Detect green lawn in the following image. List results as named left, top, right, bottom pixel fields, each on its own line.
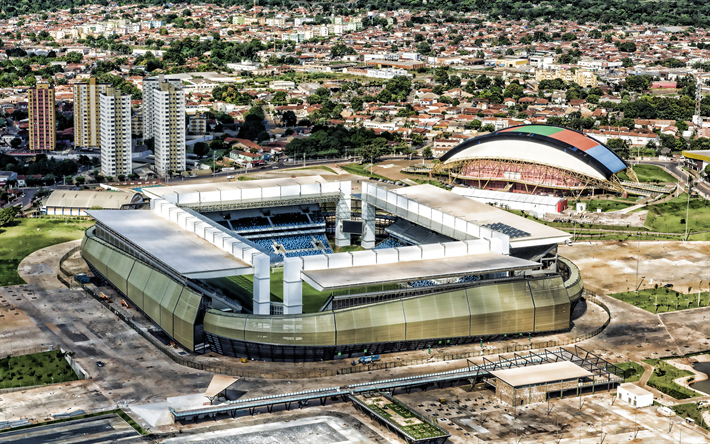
left=644, top=359, right=699, bottom=400
left=615, top=361, right=645, bottom=382
left=609, top=288, right=709, bottom=314
left=617, top=164, right=678, bottom=183
left=291, top=166, right=337, bottom=174
left=671, top=403, right=710, bottom=430
left=583, top=199, right=636, bottom=213
left=0, top=350, right=78, bottom=389
left=645, top=194, right=710, bottom=233
left=0, top=218, right=94, bottom=286
left=335, top=244, right=365, bottom=253
left=208, top=269, right=332, bottom=313
left=340, top=163, right=393, bottom=181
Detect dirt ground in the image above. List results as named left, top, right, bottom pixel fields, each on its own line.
left=560, top=241, right=710, bottom=294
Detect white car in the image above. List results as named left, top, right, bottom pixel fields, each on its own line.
left=226, top=176, right=235, bottom=179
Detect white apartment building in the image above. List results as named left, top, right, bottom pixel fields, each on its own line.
left=143, top=75, right=186, bottom=176
left=73, top=78, right=109, bottom=150
left=366, top=68, right=410, bottom=79
left=99, top=87, right=132, bottom=178
left=226, top=60, right=262, bottom=71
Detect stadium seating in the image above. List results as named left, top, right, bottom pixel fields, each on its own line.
left=251, top=238, right=276, bottom=251
left=285, top=250, right=324, bottom=258
left=312, top=234, right=334, bottom=254
left=273, top=235, right=314, bottom=251
left=409, top=279, right=437, bottom=288
left=374, top=238, right=404, bottom=250
left=457, top=275, right=479, bottom=283
left=232, top=216, right=271, bottom=231
left=271, top=213, right=311, bottom=227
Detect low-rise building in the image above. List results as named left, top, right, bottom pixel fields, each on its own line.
left=535, top=69, right=598, bottom=88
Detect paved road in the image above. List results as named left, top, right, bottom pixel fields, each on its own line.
left=639, top=159, right=710, bottom=197
left=0, top=414, right=139, bottom=444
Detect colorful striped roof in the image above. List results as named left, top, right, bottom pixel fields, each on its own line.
left=500, top=125, right=627, bottom=174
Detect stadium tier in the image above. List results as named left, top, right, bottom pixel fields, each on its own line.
left=437, top=124, right=631, bottom=195
left=82, top=177, right=583, bottom=361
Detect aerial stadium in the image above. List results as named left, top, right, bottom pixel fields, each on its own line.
left=80, top=175, right=584, bottom=362
left=433, top=125, right=637, bottom=196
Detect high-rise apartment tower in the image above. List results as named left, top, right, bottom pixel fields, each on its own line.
left=143, top=75, right=185, bottom=176
left=99, top=87, right=133, bottom=178
left=73, top=78, right=109, bottom=150
left=28, top=83, right=56, bottom=151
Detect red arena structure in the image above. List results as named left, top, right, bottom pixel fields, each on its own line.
left=435, top=125, right=635, bottom=196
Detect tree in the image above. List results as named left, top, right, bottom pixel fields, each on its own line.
left=0, top=206, right=19, bottom=227
left=282, top=110, right=297, bottom=127
left=422, top=146, right=433, bottom=158
left=351, top=96, right=364, bottom=112
left=209, top=139, right=224, bottom=152
left=10, top=138, right=21, bottom=149
left=411, top=133, right=424, bottom=146
left=607, top=138, right=631, bottom=158
left=271, top=90, right=287, bottom=105
left=358, top=137, right=388, bottom=162
left=193, top=142, right=209, bottom=158
left=466, top=119, right=482, bottom=130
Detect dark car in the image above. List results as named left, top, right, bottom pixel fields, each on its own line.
left=96, top=361, right=104, bottom=367
left=664, top=283, right=674, bottom=288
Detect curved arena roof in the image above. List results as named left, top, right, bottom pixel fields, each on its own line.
left=440, top=125, right=628, bottom=181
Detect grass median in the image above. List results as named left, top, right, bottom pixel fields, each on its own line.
left=609, top=288, right=709, bottom=314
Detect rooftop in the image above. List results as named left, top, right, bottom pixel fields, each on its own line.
left=142, top=176, right=329, bottom=200
left=301, top=252, right=539, bottom=291
left=45, top=190, right=141, bottom=210
left=392, top=185, right=570, bottom=247
left=87, top=210, right=252, bottom=279
left=490, top=361, right=593, bottom=387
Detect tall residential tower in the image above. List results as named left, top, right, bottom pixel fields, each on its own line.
left=73, top=78, right=109, bottom=150
left=99, top=87, right=133, bottom=178
left=28, top=83, right=56, bottom=151
left=143, top=75, right=185, bottom=175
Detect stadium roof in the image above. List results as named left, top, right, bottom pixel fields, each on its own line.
left=452, top=188, right=564, bottom=206
left=440, top=125, right=628, bottom=180
left=392, top=186, right=570, bottom=247
left=142, top=176, right=328, bottom=200
left=682, top=150, right=710, bottom=163
left=44, top=190, right=141, bottom=210
left=490, top=361, right=592, bottom=387
left=301, top=252, right=539, bottom=290
left=87, top=210, right=252, bottom=279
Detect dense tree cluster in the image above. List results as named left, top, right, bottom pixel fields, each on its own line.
left=212, top=84, right=253, bottom=105
left=0, top=153, right=79, bottom=185
left=3, top=0, right=710, bottom=28
left=285, top=124, right=408, bottom=159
